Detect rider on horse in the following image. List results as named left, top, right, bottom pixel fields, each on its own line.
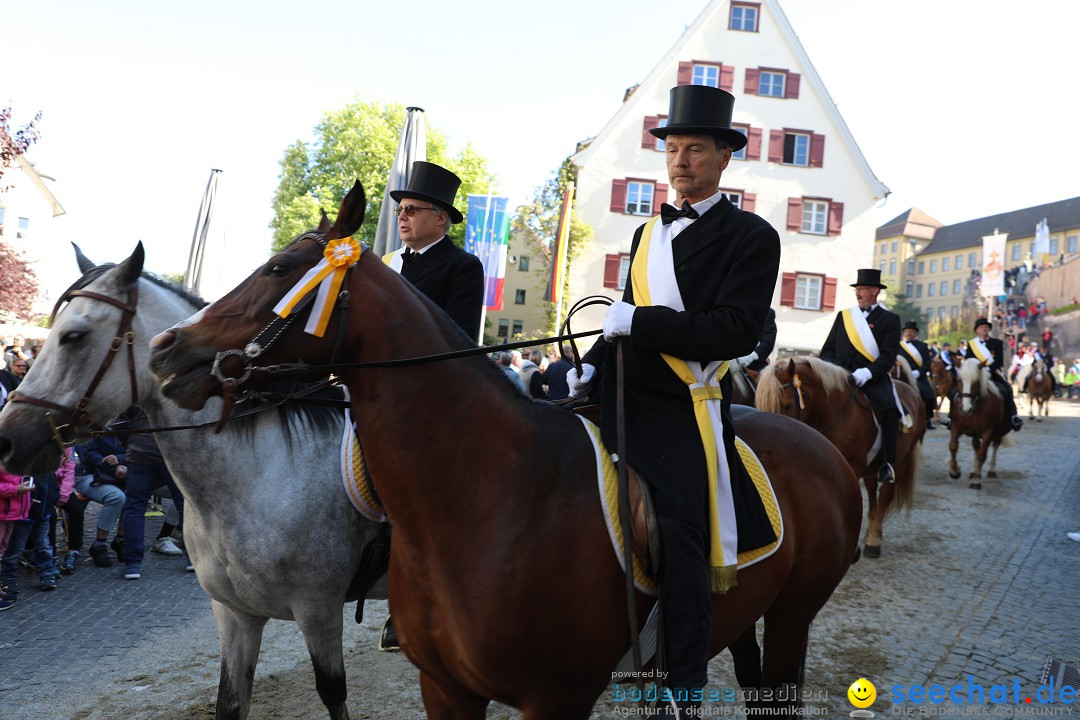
left=820, top=268, right=903, bottom=484
left=964, top=317, right=1023, bottom=432
left=898, top=320, right=938, bottom=430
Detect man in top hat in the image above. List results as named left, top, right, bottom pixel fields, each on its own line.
left=736, top=307, right=777, bottom=372
left=378, top=161, right=484, bottom=651
left=964, top=317, right=1023, bottom=431
left=899, top=320, right=938, bottom=430
left=820, top=268, right=903, bottom=483
left=382, top=160, right=485, bottom=341
left=568, top=84, right=779, bottom=714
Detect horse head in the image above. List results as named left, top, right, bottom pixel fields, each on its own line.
left=756, top=357, right=818, bottom=422
left=149, top=182, right=371, bottom=410
left=956, top=357, right=989, bottom=416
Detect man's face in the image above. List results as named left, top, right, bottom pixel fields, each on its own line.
left=902, top=328, right=917, bottom=341
left=13, top=335, right=23, bottom=349
left=665, top=134, right=731, bottom=204
left=11, top=360, right=27, bottom=378
left=854, top=285, right=880, bottom=310
left=976, top=325, right=990, bottom=340
left=396, top=197, right=447, bottom=249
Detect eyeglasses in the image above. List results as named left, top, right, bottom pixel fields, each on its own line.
left=395, top=204, right=440, bottom=218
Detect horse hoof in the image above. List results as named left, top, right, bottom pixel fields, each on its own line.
left=948, top=469, right=961, bottom=479
left=969, top=482, right=982, bottom=490
left=863, top=544, right=881, bottom=559
left=988, top=471, right=997, bottom=478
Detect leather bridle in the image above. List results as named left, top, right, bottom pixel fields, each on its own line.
left=8, top=286, right=140, bottom=449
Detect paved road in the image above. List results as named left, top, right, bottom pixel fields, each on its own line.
left=2, top=399, right=1079, bottom=719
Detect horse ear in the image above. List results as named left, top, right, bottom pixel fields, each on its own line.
left=72, top=243, right=96, bottom=274
left=317, top=209, right=332, bottom=234
left=330, top=181, right=366, bottom=238
left=784, top=358, right=796, bottom=379
left=114, top=242, right=145, bottom=289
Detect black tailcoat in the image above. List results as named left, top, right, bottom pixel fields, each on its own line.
left=746, top=308, right=777, bottom=372
left=899, top=337, right=935, bottom=401
left=820, top=305, right=901, bottom=412
left=402, top=236, right=485, bottom=341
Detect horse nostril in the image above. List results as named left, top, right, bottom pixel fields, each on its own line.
left=150, top=330, right=177, bottom=350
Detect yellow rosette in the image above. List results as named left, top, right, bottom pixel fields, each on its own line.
left=272, top=236, right=361, bottom=337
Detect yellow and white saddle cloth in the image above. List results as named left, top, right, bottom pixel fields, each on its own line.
left=579, top=416, right=783, bottom=596
left=339, top=395, right=386, bottom=523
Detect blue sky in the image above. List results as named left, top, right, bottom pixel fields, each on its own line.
left=5, top=0, right=1079, bottom=297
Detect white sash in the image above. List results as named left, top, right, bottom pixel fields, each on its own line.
left=970, top=337, right=992, bottom=365
left=841, top=306, right=881, bottom=362
left=381, top=249, right=404, bottom=273
left=900, top=339, right=923, bottom=368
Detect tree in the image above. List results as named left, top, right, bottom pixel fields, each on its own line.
left=0, top=241, right=41, bottom=323
left=885, top=284, right=922, bottom=327
left=271, top=100, right=496, bottom=252
left=0, top=105, right=42, bottom=189
left=511, top=155, right=593, bottom=336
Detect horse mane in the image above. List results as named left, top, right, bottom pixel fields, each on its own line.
left=803, top=356, right=851, bottom=395
left=755, top=355, right=850, bottom=412
left=50, top=264, right=209, bottom=325
left=754, top=359, right=786, bottom=413
left=895, top=356, right=916, bottom=386
left=959, top=358, right=1002, bottom=399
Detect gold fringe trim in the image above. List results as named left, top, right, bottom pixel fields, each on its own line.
left=710, top=564, right=738, bottom=594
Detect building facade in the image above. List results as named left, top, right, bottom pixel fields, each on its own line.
left=567, top=0, right=888, bottom=354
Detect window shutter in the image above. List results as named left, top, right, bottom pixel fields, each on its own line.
left=786, top=197, right=803, bottom=231
left=741, top=192, right=756, bottom=214
left=809, top=133, right=826, bottom=168
left=745, top=68, right=760, bottom=95
left=720, top=64, right=734, bottom=92
left=768, top=130, right=785, bottom=163
left=610, top=179, right=627, bottom=213
left=603, top=255, right=622, bottom=289
left=677, top=61, right=693, bottom=86
left=784, top=72, right=801, bottom=99
left=822, top=276, right=838, bottom=310
left=780, top=272, right=797, bottom=307
left=827, top=201, right=845, bottom=236
left=642, top=116, right=659, bottom=149
left=746, top=127, right=763, bottom=160
left=653, top=183, right=669, bottom=214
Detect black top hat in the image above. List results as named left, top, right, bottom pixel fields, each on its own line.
left=902, top=321, right=919, bottom=332
left=649, top=85, right=748, bottom=152
left=973, top=317, right=991, bottom=331
left=389, top=161, right=464, bottom=224
left=851, top=268, right=887, bottom=289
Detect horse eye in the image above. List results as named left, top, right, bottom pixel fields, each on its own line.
left=60, top=330, right=84, bottom=345
left=267, top=262, right=291, bottom=277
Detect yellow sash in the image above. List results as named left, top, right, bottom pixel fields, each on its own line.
left=841, top=307, right=879, bottom=363
left=630, top=216, right=736, bottom=593
left=382, top=250, right=404, bottom=273
left=969, top=338, right=991, bottom=365
left=900, top=339, right=923, bottom=368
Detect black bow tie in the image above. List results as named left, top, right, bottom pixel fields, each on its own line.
left=402, top=248, right=417, bottom=267
left=660, top=201, right=699, bottom=225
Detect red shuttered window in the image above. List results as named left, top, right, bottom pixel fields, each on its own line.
left=780, top=272, right=835, bottom=311
left=604, top=253, right=631, bottom=290
left=787, top=197, right=844, bottom=236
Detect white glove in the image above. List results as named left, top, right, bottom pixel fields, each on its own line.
left=567, top=363, right=596, bottom=399
left=852, top=367, right=873, bottom=387
left=911, top=369, right=920, bottom=379
left=602, top=302, right=636, bottom=341
left=736, top=351, right=758, bottom=368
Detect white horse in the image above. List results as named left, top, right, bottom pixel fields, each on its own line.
left=0, top=244, right=384, bottom=720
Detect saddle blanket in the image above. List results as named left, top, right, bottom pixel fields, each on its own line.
left=340, top=408, right=386, bottom=523
left=577, top=416, right=783, bottom=596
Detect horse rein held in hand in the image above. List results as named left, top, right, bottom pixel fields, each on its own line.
left=8, top=286, right=140, bottom=454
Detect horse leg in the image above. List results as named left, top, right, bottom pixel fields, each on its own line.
left=969, top=436, right=986, bottom=489
left=759, top=608, right=811, bottom=717
left=987, top=439, right=1001, bottom=478
left=948, top=428, right=961, bottom=479
left=211, top=600, right=268, bottom=720
left=729, top=624, right=762, bottom=690
left=419, top=672, right=490, bottom=720
left=862, top=476, right=884, bottom=558
left=295, top=607, right=350, bottom=720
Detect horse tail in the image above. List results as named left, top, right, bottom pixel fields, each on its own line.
left=754, top=361, right=784, bottom=413
left=890, top=440, right=920, bottom=514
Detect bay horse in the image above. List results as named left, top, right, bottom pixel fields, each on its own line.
left=949, top=358, right=1010, bottom=489
left=756, top=356, right=925, bottom=559
left=0, top=245, right=385, bottom=720
left=1024, top=359, right=1052, bottom=420
left=147, top=181, right=862, bottom=719
left=929, top=354, right=954, bottom=424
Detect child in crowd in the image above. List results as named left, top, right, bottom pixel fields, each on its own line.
left=1, top=466, right=35, bottom=610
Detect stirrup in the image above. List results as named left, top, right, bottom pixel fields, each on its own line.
left=878, top=463, right=895, bottom=484
left=378, top=615, right=400, bottom=652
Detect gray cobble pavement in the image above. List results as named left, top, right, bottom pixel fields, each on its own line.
left=1, top=400, right=1078, bottom=719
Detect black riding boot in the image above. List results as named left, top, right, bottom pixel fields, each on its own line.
left=879, top=408, right=900, bottom=483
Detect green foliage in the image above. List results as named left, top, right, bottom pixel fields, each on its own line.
left=884, top=285, right=922, bottom=327
left=270, top=100, right=496, bottom=253
left=511, top=156, right=593, bottom=334
left=1050, top=302, right=1079, bottom=315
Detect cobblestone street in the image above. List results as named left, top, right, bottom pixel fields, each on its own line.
left=2, top=399, right=1078, bottom=719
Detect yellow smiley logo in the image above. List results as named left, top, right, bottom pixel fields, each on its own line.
left=848, top=678, right=877, bottom=708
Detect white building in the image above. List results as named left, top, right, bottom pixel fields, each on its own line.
left=0, top=155, right=67, bottom=319
left=568, top=0, right=887, bottom=354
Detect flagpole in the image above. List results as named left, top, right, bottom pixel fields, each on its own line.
left=476, top=186, right=494, bottom=345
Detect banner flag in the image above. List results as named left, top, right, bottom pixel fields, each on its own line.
left=545, top=183, right=575, bottom=304
left=1033, top=218, right=1050, bottom=266
left=466, top=194, right=511, bottom=310
left=980, top=232, right=1007, bottom=297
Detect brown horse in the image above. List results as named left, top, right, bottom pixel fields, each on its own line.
left=929, top=354, right=954, bottom=424
left=949, top=358, right=1010, bottom=489
left=756, top=356, right=924, bottom=559
left=147, top=182, right=862, bottom=719
left=730, top=362, right=757, bottom=407
left=1024, top=359, right=1053, bottom=420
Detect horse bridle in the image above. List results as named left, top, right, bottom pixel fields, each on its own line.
left=779, top=370, right=869, bottom=433
left=8, top=286, right=140, bottom=449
